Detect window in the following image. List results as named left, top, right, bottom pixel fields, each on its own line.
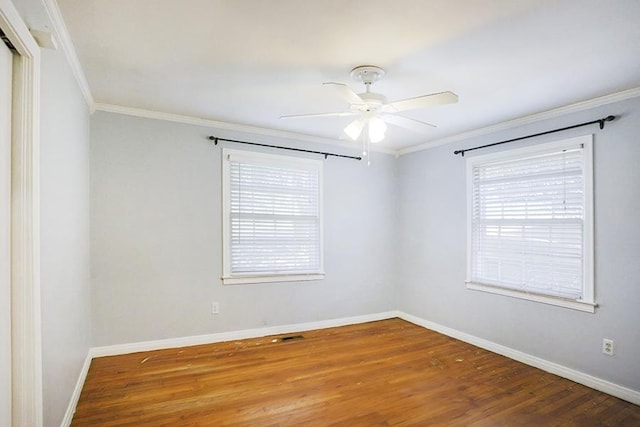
left=222, top=149, right=324, bottom=284
left=466, top=135, right=595, bottom=312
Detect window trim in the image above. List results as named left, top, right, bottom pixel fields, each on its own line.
left=465, top=135, right=595, bottom=313
left=221, top=148, right=324, bottom=285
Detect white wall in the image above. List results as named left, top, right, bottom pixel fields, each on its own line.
left=397, top=97, right=640, bottom=392
left=39, top=32, right=91, bottom=427
left=90, top=112, right=398, bottom=346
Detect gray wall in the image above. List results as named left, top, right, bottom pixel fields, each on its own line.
left=10, top=2, right=92, bottom=426
left=39, top=47, right=92, bottom=426
left=90, top=112, right=398, bottom=346
left=91, top=99, right=640, bottom=395
left=397, top=97, right=640, bottom=392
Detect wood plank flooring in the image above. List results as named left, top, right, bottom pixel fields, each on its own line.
left=72, top=318, right=640, bottom=426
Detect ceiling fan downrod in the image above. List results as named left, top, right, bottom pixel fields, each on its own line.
left=350, top=65, right=385, bottom=94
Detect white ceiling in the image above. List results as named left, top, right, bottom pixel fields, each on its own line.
left=56, top=0, right=640, bottom=151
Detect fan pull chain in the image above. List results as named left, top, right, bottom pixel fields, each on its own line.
left=361, top=126, right=372, bottom=166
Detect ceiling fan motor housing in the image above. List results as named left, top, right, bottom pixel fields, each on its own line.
left=352, top=92, right=387, bottom=112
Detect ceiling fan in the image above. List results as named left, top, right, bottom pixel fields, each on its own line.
left=281, top=65, right=458, bottom=149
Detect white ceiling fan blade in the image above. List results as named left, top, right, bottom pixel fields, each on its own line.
left=280, top=111, right=357, bottom=119
left=381, top=114, right=436, bottom=133
left=383, top=91, right=458, bottom=113
left=323, top=82, right=366, bottom=106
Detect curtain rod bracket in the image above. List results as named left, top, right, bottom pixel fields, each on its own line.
left=454, top=115, right=616, bottom=156
left=599, top=115, right=615, bottom=130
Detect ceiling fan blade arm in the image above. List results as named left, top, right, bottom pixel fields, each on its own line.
left=323, top=82, right=366, bottom=106
left=280, top=111, right=357, bottom=119
left=384, top=91, right=458, bottom=113
left=381, top=114, right=436, bottom=133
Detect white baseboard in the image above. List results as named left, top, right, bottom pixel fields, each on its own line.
left=60, top=353, right=92, bottom=427
left=397, top=311, right=640, bottom=406
left=62, top=309, right=639, bottom=426
left=90, top=311, right=399, bottom=358
left=62, top=311, right=397, bottom=425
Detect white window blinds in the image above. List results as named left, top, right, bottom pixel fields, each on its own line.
left=468, top=138, right=593, bottom=301
left=223, top=150, right=323, bottom=282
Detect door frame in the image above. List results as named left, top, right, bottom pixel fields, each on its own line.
left=0, top=0, right=42, bottom=425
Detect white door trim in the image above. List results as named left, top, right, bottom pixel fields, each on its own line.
left=0, top=30, right=13, bottom=427
left=0, top=1, right=42, bottom=426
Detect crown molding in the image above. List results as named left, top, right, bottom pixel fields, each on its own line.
left=96, top=86, right=640, bottom=158
left=40, top=0, right=94, bottom=109
left=398, top=86, right=640, bottom=156
left=94, top=103, right=397, bottom=155
left=34, top=1, right=638, bottom=160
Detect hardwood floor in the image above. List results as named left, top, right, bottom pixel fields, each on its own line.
left=72, top=319, right=640, bottom=426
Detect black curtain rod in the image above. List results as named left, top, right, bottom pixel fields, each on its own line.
left=454, top=115, right=616, bottom=157
left=208, top=136, right=362, bottom=161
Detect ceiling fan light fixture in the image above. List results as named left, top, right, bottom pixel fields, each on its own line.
left=368, top=116, right=387, bottom=143
left=344, top=118, right=364, bottom=140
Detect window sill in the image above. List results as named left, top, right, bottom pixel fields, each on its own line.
left=466, top=282, right=597, bottom=313
left=222, top=273, right=325, bottom=285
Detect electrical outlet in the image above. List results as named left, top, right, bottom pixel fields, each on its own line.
left=211, top=301, right=219, bottom=315
left=602, top=338, right=614, bottom=356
